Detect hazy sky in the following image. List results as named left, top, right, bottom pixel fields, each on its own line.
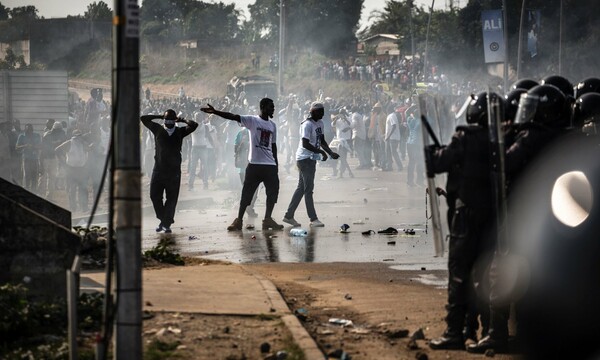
left=3, top=0, right=454, bottom=29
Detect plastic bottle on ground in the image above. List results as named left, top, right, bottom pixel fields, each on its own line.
left=290, top=228, right=308, bottom=237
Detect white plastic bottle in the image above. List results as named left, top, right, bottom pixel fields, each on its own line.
left=290, top=228, right=308, bottom=237
left=310, top=152, right=323, bottom=161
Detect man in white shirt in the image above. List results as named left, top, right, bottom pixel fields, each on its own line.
left=332, top=109, right=354, bottom=178
left=384, top=107, right=404, bottom=171
left=201, top=98, right=284, bottom=231
left=282, top=102, right=339, bottom=228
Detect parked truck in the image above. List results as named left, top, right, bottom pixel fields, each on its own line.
left=226, top=75, right=277, bottom=106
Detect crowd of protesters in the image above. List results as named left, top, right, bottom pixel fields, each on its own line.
left=0, top=72, right=485, bottom=216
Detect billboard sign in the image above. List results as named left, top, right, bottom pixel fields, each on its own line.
left=481, top=10, right=505, bottom=64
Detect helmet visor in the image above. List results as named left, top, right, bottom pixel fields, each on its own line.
left=514, top=93, right=539, bottom=124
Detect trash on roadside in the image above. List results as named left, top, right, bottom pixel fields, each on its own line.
left=352, top=220, right=365, bottom=225
left=294, top=308, right=308, bottom=321
left=167, top=326, right=181, bottom=335
left=411, top=328, right=425, bottom=340
left=378, top=227, right=399, bottom=235
left=245, top=224, right=255, bottom=230
left=387, top=241, right=396, bottom=245
left=329, top=318, right=354, bottom=327
left=350, top=328, right=371, bottom=334
left=188, top=235, right=198, bottom=240
left=276, top=350, right=288, bottom=360
left=251, top=235, right=256, bottom=240
left=383, top=258, right=395, bottom=262
left=318, top=329, right=335, bottom=335
left=260, top=342, right=271, bottom=353
left=344, top=293, right=352, bottom=300
left=327, top=349, right=352, bottom=359
left=340, top=224, right=350, bottom=233
left=421, top=267, right=427, bottom=271
left=404, top=228, right=416, bottom=235
left=290, top=228, right=308, bottom=237
left=362, top=230, right=376, bottom=235
left=386, top=329, right=410, bottom=339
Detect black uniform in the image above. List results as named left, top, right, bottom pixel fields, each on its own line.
left=141, top=116, right=197, bottom=229
left=429, top=125, right=496, bottom=348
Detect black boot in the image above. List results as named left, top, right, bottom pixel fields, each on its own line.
left=466, top=335, right=508, bottom=353
left=429, top=333, right=465, bottom=350
left=467, top=307, right=509, bottom=353
left=430, top=304, right=466, bottom=350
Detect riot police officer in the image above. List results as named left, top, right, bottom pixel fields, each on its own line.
left=428, top=92, right=500, bottom=350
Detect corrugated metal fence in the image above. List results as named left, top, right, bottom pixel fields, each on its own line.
left=0, top=71, right=69, bottom=132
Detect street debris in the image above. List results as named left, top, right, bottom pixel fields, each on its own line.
left=317, top=329, right=335, bottom=335
left=415, top=351, right=428, bottom=359
left=411, top=328, right=425, bottom=340
left=407, top=339, right=419, bottom=350
left=294, top=308, right=308, bottom=321
left=352, top=219, right=365, bottom=225
left=382, top=259, right=395, bottom=262
left=385, top=329, right=410, bottom=339
left=361, top=230, right=376, bottom=235
left=387, top=241, right=396, bottom=245
left=188, top=235, right=198, bottom=240
left=344, top=293, right=352, bottom=300
left=378, top=227, right=399, bottom=235
left=329, top=318, right=354, bottom=327
left=339, top=224, right=350, bottom=233
left=327, top=348, right=352, bottom=359
left=260, top=342, right=271, bottom=353
left=403, top=229, right=416, bottom=235
left=350, top=328, right=371, bottom=334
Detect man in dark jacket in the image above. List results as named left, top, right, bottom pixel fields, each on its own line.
left=141, top=109, right=197, bottom=233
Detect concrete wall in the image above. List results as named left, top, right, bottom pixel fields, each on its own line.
left=0, top=177, right=71, bottom=228
left=0, top=193, right=80, bottom=300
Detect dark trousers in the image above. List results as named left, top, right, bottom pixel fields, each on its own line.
left=285, top=158, right=317, bottom=221
left=240, top=164, right=279, bottom=209
left=23, top=158, right=39, bottom=192
left=150, top=170, right=181, bottom=227
left=445, top=203, right=492, bottom=337
left=407, top=143, right=424, bottom=185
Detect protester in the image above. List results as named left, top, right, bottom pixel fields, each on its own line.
left=55, top=129, right=90, bottom=213
left=201, top=98, right=284, bottom=231
left=141, top=109, right=198, bottom=233
left=282, top=101, right=339, bottom=227
left=15, top=124, right=42, bottom=192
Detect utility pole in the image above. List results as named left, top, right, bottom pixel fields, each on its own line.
left=424, top=0, right=435, bottom=82
left=409, top=0, right=415, bottom=87
left=558, top=0, right=563, bottom=75
left=112, top=0, right=142, bottom=359
left=502, top=0, right=509, bottom=92
left=517, top=0, right=526, bottom=79
left=278, top=0, right=285, bottom=96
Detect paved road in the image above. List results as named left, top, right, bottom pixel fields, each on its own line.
left=133, top=160, right=450, bottom=271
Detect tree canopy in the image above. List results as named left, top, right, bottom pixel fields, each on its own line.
left=84, top=1, right=112, bottom=21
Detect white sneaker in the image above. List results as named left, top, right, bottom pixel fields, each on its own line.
left=282, top=217, right=301, bottom=227
left=310, top=219, right=325, bottom=227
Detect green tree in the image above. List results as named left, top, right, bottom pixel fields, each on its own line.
left=9, top=5, right=38, bottom=20
left=0, top=2, right=9, bottom=21
left=84, top=1, right=112, bottom=20
left=247, top=0, right=363, bottom=55
left=0, top=47, right=26, bottom=70
left=184, top=2, right=241, bottom=41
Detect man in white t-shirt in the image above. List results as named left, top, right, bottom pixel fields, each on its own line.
left=201, top=98, right=284, bottom=231
left=282, top=102, right=339, bottom=228
left=384, top=107, right=404, bottom=171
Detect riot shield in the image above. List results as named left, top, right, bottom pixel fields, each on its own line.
left=418, top=94, right=444, bottom=257
left=487, top=91, right=508, bottom=254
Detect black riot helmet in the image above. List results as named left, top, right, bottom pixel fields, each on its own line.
left=541, top=75, right=574, bottom=98
left=511, top=79, right=539, bottom=91
left=505, top=88, right=528, bottom=122
left=466, top=92, right=503, bottom=126
left=515, top=85, right=568, bottom=127
left=574, top=77, right=600, bottom=99
left=572, top=93, right=600, bottom=130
